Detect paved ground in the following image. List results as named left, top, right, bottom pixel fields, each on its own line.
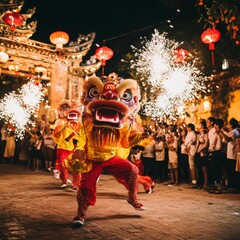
left=0, top=163, right=240, bottom=240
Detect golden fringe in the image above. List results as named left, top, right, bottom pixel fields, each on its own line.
left=91, top=127, right=120, bottom=149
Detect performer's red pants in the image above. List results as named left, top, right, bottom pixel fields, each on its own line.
left=76, top=156, right=138, bottom=218
left=56, top=149, right=81, bottom=189
left=117, top=174, right=154, bottom=192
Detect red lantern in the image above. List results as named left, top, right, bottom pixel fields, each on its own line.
left=173, top=48, right=190, bottom=63
left=2, top=12, right=25, bottom=31
left=95, top=46, right=114, bottom=76
left=201, top=28, right=221, bottom=66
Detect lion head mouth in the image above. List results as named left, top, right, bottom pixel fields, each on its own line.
left=88, top=100, right=129, bottom=128
left=94, top=108, right=123, bottom=128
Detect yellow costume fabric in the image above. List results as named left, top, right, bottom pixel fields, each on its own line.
left=54, top=124, right=85, bottom=151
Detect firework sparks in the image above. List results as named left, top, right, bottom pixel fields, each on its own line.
left=0, top=92, right=30, bottom=138
left=0, top=79, right=45, bottom=139
left=131, top=29, right=206, bottom=120
left=21, top=80, right=45, bottom=113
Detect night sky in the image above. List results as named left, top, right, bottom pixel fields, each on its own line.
left=21, top=0, right=198, bottom=70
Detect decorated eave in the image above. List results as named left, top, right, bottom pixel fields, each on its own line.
left=0, top=32, right=97, bottom=62
left=0, top=0, right=24, bottom=14
left=0, top=32, right=101, bottom=77
left=69, top=61, right=102, bottom=77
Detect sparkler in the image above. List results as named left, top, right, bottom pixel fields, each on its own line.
left=131, top=29, right=206, bottom=120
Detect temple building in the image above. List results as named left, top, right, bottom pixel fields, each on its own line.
left=0, top=0, right=101, bottom=121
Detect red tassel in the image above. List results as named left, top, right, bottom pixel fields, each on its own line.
left=211, top=51, right=215, bottom=66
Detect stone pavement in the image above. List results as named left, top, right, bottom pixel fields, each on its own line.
left=0, top=163, right=240, bottom=240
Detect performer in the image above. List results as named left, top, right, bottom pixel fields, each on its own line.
left=71, top=73, right=146, bottom=226
left=53, top=106, right=83, bottom=191
left=52, top=99, right=71, bottom=179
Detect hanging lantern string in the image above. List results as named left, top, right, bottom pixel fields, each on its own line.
left=96, top=17, right=177, bottom=46
left=95, top=17, right=177, bottom=76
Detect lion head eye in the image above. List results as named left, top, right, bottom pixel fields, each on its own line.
left=88, top=86, right=99, bottom=98
left=121, top=89, right=132, bottom=101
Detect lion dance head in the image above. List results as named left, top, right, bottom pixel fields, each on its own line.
left=81, top=72, right=141, bottom=129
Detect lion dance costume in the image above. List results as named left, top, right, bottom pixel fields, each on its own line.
left=72, top=73, right=146, bottom=226
left=53, top=100, right=83, bottom=191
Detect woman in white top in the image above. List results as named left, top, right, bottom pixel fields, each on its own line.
left=167, top=130, right=179, bottom=185
left=184, top=123, right=197, bottom=186
left=154, top=135, right=166, bottom=182
left=141, top=130, right=156, bottom=179
left=195, top=120, right=209, bottom=189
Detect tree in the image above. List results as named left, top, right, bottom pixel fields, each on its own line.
left=196, top=0, right=240, bottom=45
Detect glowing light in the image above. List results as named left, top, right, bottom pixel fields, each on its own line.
left=0, top=79, right=45, bottom=139
left=131, top=29, right=206, bottom=120
left=21, top=80, right=45, bottom=113
left=0, top=92, right=30, bottom=139
left=131, top=31, right=179, bottom=86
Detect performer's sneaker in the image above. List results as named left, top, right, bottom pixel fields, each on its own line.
left=66, top=179, right=72, bottom=186
left=73, top=216, right=85, bottom=227
left=70, top=186, right=78, bottom=192
left=53, top=170, right=60, bottom=179
left=61, top=183, right=67, bottom=188
left=144, top=187, right=152, bottom=194
left=127, top=199, right=146, bottom=211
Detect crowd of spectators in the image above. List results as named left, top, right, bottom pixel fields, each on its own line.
left=134, top=116, right=240, bottom=194
left=0, top=114, right=56, bottom=172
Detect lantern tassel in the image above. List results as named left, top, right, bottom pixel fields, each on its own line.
left=102, top=66, right=105, bottom=76
left=211, top=51, right=215, bottom=66
left=209, top=43, right=215, bottom=66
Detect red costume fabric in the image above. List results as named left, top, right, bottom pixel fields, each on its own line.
left=56, top=149, right=81, bottom=189
left=76, top=156, right=138, bottom=218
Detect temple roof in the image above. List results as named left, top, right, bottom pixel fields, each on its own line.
left=0, top=0, right=101, bottom=78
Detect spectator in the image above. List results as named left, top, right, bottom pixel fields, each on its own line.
left=184, top=123, right=197, bottom=187
left=219, top=118, right=240, bottom=192
left=42, top=126, right=56, bottom=172
left=207, top=116, right=216, bottom=186
left=167, top=129, right=179, bottom=185
left=26, top=127, right=38, bottom=170
left=130, top=145, right=155, bottom=193
left=154, top=135, right=166, bottom=183
left=33, top=131, right=44, bottom=171
left=195, top=119, right=209, bottom=189
left=141, top=130, right=156, bottom=179
left=178, top=127, right=190, bottom=182
left=4, top=129, right=16, bottom=164
left=208, top=118, right=224, bottom=193
left=0, top=123, right=8, bottom=163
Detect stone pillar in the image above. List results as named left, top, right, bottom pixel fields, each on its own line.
left=50, top=62, right=68, bottom=110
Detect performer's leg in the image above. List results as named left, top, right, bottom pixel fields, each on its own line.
left=72, top=173, right=81, bottom=191
left=58, top=150, right=71, bottom=188
left=104, top=156, right=145, bottom=210
left=74, top=161, right=102, bottom=225
left=138, top=175, right=154, bottom=193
